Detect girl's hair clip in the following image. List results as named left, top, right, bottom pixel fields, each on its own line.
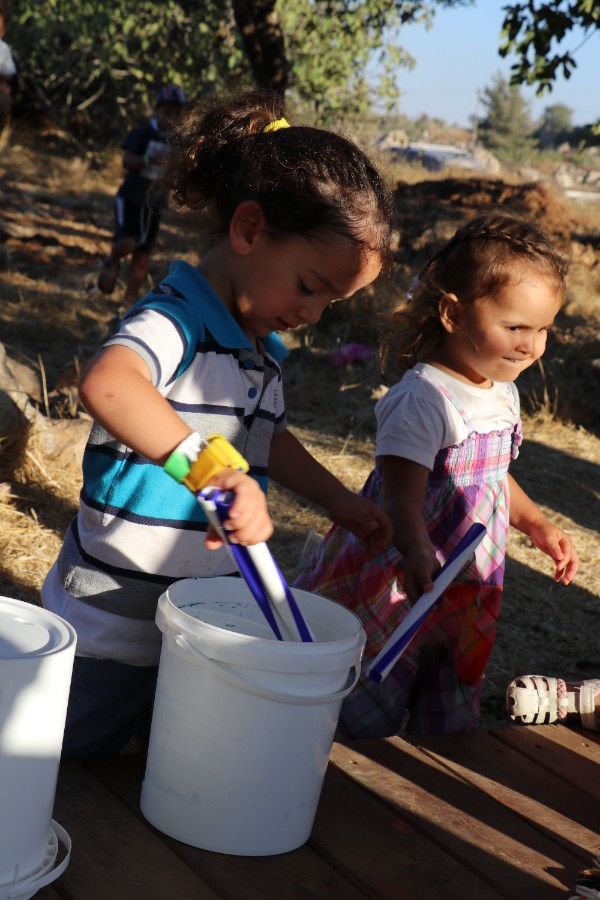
left=263, top=117, right=290, bottom=133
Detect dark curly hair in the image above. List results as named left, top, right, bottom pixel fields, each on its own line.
left=381, top=212, right=569, bottom=373
left=161, top=88, right=393, bottom=262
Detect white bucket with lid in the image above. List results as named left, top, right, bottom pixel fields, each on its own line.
left=140, top=577, right=365, bottom=855
left=0, top=596, right=75, bottom=899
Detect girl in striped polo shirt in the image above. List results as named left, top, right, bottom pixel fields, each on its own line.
left=41, top=88, right=395, bottom=757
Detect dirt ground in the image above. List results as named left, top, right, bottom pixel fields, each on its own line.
left=1, top=126, right=599, bottom=730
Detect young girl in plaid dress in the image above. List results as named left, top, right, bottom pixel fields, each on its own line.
left=296, top=213, right=579, bottom=738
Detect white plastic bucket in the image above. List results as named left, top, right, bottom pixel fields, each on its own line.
left=140, top=577, right=365, bottom=855
left=0, top=597, right=75, bottom=899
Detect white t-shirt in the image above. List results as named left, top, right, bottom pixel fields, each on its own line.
left=375, top=362, right=520, bottom=471
left=0, top=40, right=16, bottom=77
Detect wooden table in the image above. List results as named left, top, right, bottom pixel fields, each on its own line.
left=37, top=724, right=600, bottom=899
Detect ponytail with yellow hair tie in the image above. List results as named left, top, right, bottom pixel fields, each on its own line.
left=263, top=118, right=290, bottom=134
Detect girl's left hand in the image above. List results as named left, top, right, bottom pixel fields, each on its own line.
left=327, top=491, right=393, bottom=558
left=528, top=520, right=580, bottom=585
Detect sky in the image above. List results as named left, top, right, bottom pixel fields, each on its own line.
left=389, top=1, right=599, bottom=128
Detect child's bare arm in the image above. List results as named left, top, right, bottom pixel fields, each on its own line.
left=268, top=428, right=392, bottom=557
left=381, top=455, right=438, bottom=601
left=79, top=345, right=191, bottom=463
left=508, top=474, right=579, bottom=584
left=122, top=149, right=146, bottom=171
left=122, top=148, right=167, bottom=171
left=79, top=346, right=273, bottom=546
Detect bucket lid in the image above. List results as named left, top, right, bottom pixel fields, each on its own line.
left=0, top=596, right=76, bottom=660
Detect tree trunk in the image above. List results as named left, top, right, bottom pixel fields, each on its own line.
left=231, top=0, right=288, bottom=95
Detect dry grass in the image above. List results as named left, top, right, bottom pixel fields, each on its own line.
left=1, top=125, right=600, bottom=731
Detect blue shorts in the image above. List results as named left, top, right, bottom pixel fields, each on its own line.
left=62, top=656, right=158, bottom=758
left=113, top=195, right=161, bottom=254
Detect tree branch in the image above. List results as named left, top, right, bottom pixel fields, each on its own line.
left=231, top=0, right=288, bottom=95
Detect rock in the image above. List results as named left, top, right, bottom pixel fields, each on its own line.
left=26, top=413, right=90, bottom=469
left=583, top=170, right=600, bottom=188
left=3, top=356, right=42, bottom=403
left=0, top=389, right=23, bottom=433
left=0, top=342, right=41, bottom=405
left=553, top=164, right=576, bottom=189
left=515, top=166, right=543, bottom=183
left=0, top=340, right=89, bottom=469
left=472, top=145, right=502, bottom=176
left=378, top=129, right=409, bottom=151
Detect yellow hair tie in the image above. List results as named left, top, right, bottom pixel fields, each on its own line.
left=263, top=118, right=290, bottom=134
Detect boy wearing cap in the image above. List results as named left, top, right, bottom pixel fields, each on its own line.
left=98, top=84, right=188, bottom=304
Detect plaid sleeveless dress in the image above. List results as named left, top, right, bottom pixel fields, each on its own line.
left=295, top=374, right=522, bottom=738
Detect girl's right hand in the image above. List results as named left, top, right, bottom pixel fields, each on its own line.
left=402, top=541, right=439, bottom=604
left=203, top=469, right=274, bottom=549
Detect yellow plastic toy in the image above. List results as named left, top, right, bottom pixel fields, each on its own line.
left=164, top=434, right=249, bottom=493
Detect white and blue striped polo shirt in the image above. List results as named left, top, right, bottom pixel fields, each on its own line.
left=56, top=261, right=288, bottom=621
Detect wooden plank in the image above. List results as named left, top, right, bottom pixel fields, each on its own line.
left=88, top=756, right=370, bottom=900
left=493, top=724, right=600, bottom=802
left=331, top=738, right=585, bottom=899
left=309, top=761, right=506, bottom=899
left=159, top=838, right=370, bottom=900
left=413, top=729, right=600, bottom=862
left=49, top=762, right=221, bottom=900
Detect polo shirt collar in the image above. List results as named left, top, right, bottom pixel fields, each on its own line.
left=163, top=261, right=287, bottom=362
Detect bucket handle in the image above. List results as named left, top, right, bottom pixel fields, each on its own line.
left=7, top=820, right=71, bottom=899
left=173, top=634, right=360, bottom=705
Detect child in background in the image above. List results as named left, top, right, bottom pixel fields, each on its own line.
left=296, top=212, right=580, bottom=738
left=98, top=84, right=188, bottom=304
left=0, top=0, right=16, bottom=124
left=43, top=88, right=394, bottom=758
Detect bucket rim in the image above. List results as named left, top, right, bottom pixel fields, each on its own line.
left=160, top=580, right=364, bottom=656
left=0, top=820, right=71, bottom=899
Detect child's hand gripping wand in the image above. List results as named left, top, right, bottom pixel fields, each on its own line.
left=367, top=523, right=487, bottom=683
left=164, top=434, right=314, bottom=643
